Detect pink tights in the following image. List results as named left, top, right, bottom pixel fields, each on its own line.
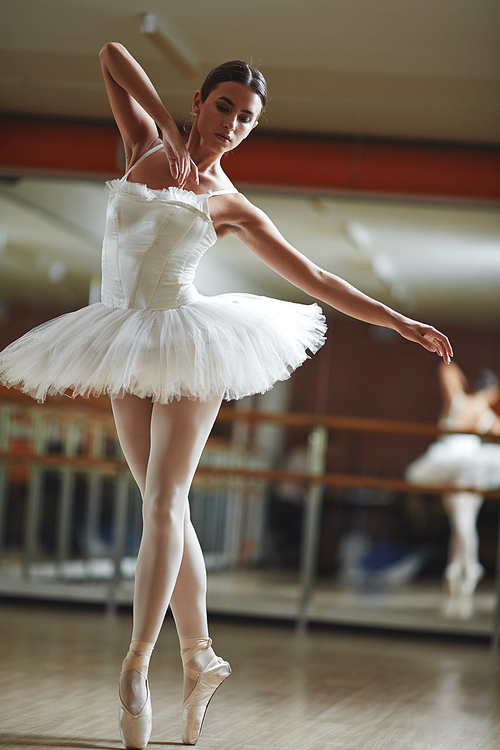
left=442, top=491, right=483, bottom=581
left=111, top=393, right=223, bottom=712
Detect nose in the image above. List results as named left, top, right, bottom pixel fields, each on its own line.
left=222, top=114, right=237, bottom=132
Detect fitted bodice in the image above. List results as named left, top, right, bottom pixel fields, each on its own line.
left=100, top=144, right=237, bottom=311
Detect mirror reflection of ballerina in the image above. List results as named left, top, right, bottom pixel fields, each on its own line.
left=406, top=363, right=500, bottom=618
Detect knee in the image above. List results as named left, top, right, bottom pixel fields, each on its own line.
left=144, top=486, right=186, bottom=529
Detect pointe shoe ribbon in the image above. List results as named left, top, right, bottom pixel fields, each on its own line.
left=119, top=639, right=154, bottom=750
left=180, top=637, right=231, bottom=745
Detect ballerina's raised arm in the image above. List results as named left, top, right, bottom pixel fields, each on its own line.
left=99, top=42, right=452, bottom=366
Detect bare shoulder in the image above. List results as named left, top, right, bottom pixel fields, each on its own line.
left=217, top=193, right=270, bottom=236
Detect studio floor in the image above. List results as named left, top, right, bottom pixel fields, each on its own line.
left=0, top=600, right=499, bottom=750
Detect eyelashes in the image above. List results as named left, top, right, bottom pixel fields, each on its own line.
left=216, top=103, right=251, bottom=124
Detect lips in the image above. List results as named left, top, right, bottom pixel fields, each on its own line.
left=216, top=133, right=231, bottom=143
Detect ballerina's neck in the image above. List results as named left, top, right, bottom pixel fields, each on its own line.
left=121, top=144, right=238, bottom=200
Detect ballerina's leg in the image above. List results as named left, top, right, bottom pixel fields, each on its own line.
left=442, top=491, right=483, bottom=579
left=170, top=510, right=216, bottom=701
left=441, top=491, right=484, bottom=622
left=111, top=393, right=222, bottom=714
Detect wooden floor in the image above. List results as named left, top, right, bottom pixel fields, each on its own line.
left=0, top=601, right=499, bottom=750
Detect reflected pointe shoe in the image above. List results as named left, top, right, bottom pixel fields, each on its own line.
left=180, top=637, right=231, bottom=745
left=462, top=563, right=484, bottom=596
left=118, top=639, right=155, bottom=750
left=441, top=563, right=463, bottom=618
left=442, top=562, right=484, bottom=619
left=458, top=563, right=485, bottom=619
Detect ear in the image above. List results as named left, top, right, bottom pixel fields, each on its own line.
left=192, top=90, right=202, bottom=115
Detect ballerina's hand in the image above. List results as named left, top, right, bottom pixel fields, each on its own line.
left=396, top=318, right=453, bottom=364
left=162, top=129, right=198, bottom=189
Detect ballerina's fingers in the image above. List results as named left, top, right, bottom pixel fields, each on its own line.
left=177, top=154, right=200, bottom=188
left=175, top=152, right=190, bottom=186
left=423, top=330, right=453, bottom=363
left=163, top=142, right=198, bottom=188
left=174, top=154, right=198, bottom=188
left=188, top=157, right=199, bottom=186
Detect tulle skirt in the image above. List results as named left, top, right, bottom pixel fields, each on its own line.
left=405, top=434, right=500, bottom=491
left=0, top=293, right=327, bottom=404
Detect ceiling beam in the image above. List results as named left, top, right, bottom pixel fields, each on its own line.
left=1, top=118, right=499, bottom=201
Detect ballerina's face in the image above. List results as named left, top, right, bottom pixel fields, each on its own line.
left=192, top=81, right=262, bottom=153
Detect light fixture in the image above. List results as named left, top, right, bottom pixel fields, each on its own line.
left=344, top=221, right=372, bottom=252
left=140, top=12, right=199, bottom=78
left=48, top=260, right=67, bottom=284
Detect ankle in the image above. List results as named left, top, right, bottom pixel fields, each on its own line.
left=122, top=639, right=155, bottom=674
left=185, top=646, right=215, bottom=673
left=180, top=636, right=214, bottom=674
left=127, top=638, right=155, bottom=659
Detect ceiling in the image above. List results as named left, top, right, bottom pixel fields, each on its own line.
left=1, top=0, right=499, bottom=143
left=0, top=1, right=499, bottom=326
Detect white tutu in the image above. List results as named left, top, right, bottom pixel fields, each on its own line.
left=0, top=294, right=326, bottom=404
left=0, top=150, right=328, bottom=405
left=405, top=434, right=500, bottom=491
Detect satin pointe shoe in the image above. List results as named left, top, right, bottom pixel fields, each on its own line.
left=441, top=562, right=462, bottom=617
left=462, top=562, right=484, bottom=596
left=458, top=563, right=484, bottom=619
left=118, top=639, right=155, bottom=750
left=180, top=637, right=231, bottom=745
left=444, top=562, right=463, bottom=597
left=442, top=562, right=484, bottom=619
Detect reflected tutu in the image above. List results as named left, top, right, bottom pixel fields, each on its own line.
left=405, top=434, right=500, bottom=491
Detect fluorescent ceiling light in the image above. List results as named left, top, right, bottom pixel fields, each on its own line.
left=141, top=12, right=199, bottom=78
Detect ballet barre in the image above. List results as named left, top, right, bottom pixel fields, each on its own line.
left=0, top=392, right=499, bottom=647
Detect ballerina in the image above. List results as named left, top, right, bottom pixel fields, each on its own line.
left=0, top=43, right=452, bottom=748
left=406, top=362, right=500, bottom=618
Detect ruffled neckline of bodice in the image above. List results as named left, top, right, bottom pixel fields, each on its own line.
left=106, top=178, right=208, bottom=209
left=105, top=179, right=217, bottom=240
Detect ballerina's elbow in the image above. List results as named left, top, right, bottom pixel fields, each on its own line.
left=99, top=41, right=125, bottom=60
left=304, top=266, right=331, bottom=297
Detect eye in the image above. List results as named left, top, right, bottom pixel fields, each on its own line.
left=239, top=116, right=251, bottom=124
left=216, top=104, right=229, bottom=113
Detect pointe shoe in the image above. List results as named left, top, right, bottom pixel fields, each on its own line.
left=441, top=563, right=463, bottom=618
left=441, top=563, right=484, bottom=619
left=444, top=562, right=463, bottom=596
left=457, top=563, right=484, bottom=619
left=118, top=639, right=155, bottom=750
left=462, top=563, right=484, bottom=596
left=119, top=688, right=152, bottom=750
left=180, top=637, right=231, bottom=745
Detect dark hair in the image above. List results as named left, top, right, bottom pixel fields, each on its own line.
left=200, top=60, right=267, bottom=113
left=476, top=368, right=498, bottom=391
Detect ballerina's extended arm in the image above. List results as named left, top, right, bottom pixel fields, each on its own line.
left=224, top=196, right=453, bottom=363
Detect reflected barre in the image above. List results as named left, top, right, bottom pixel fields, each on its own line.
left=1, top=391, right=500, bottom=645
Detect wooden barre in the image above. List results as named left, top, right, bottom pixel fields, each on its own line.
left=217, top=407, right=500, bottom=440
left=194, top=465, right=500, bottom=498
left=1, top=450, right=499, bottom=498
left=2, top=393, right=499, bottom=441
